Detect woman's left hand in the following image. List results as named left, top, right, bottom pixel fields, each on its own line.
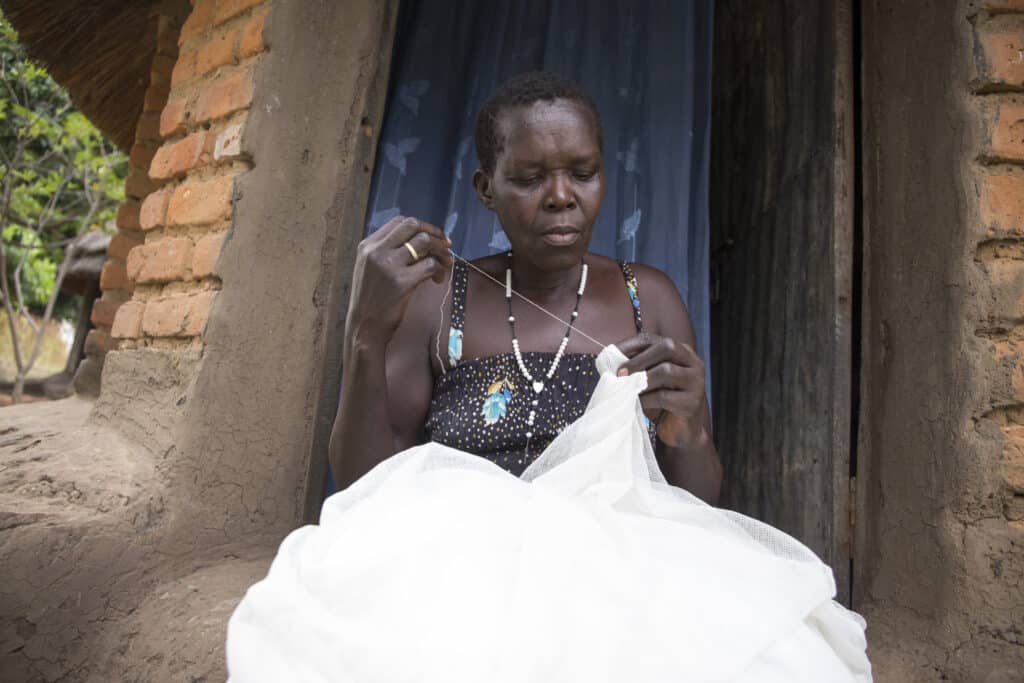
left=615, top=333, right=707, bottom=448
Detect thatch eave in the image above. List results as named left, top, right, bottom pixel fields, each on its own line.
left=0, top=0, right=164, bottom=151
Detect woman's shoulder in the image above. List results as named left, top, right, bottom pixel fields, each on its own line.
left=620, top=261, right=690, bottom=335
left=627, top=261, right=681, bottom=299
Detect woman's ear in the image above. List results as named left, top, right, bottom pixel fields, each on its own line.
left=472, top=168, right=494, bottom=210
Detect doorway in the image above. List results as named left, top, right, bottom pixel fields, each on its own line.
left=316, top=0, right=860, bottom=605
left=711, top=1, right=857, bottom=601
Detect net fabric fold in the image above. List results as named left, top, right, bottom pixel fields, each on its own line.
left=227, top=345, right=871, bottom=683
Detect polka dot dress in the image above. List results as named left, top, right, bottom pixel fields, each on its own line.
left=425, top=259, right=654, bottom=477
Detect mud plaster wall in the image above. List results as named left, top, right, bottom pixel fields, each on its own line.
left=1, top=1, right=399, bottom=680
left=105, top=0, right=399, bottom=550
left=857, top=1, right=1023, bottom=680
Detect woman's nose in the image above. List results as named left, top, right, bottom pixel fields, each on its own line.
left=544, top=173, right=577, bottom=211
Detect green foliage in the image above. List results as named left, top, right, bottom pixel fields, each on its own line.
left=1, top=11, right=126, bottom=317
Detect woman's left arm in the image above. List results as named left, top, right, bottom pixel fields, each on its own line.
left=616, top=266, right=722, bottom=504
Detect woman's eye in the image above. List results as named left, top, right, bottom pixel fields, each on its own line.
left=574, top=171, right=597, bottom=181
left=514, top=175, right=541, bottom=186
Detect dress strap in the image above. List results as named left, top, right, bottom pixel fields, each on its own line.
left=446, top=258, right=468, bottom=368
left=618, top=261, right=644, bottom=333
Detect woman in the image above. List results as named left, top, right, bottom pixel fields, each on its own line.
left=331, top=72, right=721, bottom=501
left=226, top=73, right=871, bottom=682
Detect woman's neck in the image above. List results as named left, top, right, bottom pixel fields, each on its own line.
left=508, top=253, right=584, bottom=304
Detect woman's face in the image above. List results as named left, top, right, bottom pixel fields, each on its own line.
left=474, top=98, right=605, bottom=271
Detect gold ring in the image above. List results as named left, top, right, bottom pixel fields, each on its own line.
left=403, top=241, right=420, bottom=262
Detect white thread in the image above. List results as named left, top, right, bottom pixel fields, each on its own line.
left=450, top=250, right=606, bottom=351
left=434, top=262, right=455, bottom=374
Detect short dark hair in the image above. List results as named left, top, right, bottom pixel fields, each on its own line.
left=474, top=71, right=603, bottom=175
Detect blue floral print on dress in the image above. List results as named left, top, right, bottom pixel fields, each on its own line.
left=448, top=327, right=463, bottom=367
left=481, top=377, right=514, bottom=425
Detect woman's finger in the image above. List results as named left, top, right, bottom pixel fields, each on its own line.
left=639, top=390, right=700, bottom=422
left=381, top=216, right=447, bottom=249
left=617, top=335, right=702, bottom=377
left=401, top=230, right=453, bottom=268
left=641, top=361, right=690, bottom=391
left=615, top=332, right=657, bottom=359
left=638, top=389, right=690, bottom=415
left=617, top=337, right=677, bottom=376
left=401, top=252, right=449, bottom=287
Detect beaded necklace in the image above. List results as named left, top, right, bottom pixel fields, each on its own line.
left=505, top=251, right=588, bottom=453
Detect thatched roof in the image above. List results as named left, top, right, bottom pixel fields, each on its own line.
left=0, top=0, right=161, bottom=151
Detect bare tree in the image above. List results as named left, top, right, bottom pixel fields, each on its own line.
left=1, top=18, right=125, bottom=403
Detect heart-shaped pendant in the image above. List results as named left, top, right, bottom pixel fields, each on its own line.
left=532, top=381, right=544, bottom=394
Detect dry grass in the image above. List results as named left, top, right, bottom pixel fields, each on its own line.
left=0, top=310, right=71, bottom=382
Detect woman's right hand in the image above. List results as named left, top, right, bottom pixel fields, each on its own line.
left=345, top=216, right=453, bottom=347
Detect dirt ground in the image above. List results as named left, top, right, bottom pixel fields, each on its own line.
left=0, top=396, right=273, bottom=681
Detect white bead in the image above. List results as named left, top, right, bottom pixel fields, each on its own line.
left=532, top=400, right=538, bottom=406
left=508, top=316, right=515, bottom=322
left=525, top=432, right=532, bottom=438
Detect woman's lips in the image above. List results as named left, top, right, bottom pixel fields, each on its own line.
left=541, top=228, right=581, bottom=246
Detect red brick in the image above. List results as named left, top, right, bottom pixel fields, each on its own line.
left=136, top=112, right=161, bottom=143
left=192, top=233, right=225, bottom=278
left=238, top=8, right=268, bottom=57
left=150, top=132, right=208, bottom=180
left=125, top=245, right=144, bottom=282
left=975, top=24, right=1024, bottom=88
left=983, top=257, right=1024, bottom=323
left=1003, top=424, right=1024, bottom=492
left=140, top=189, right=172, bottom=231
left=992, top=100, right=1024, bottom=160
left=129, top=143, right=157, bottom=172
left=167, top=174, right=236, bottom=226
left=130, top=238, right=193, bottom=284
left=84, top=329, right=116, bottom=355
left=141, top=291, right=217, bottom=337
left=107, top=231, right=145, bottom=260
left=179, top=0, right=214, bottom=46
left=151, top=54, right=177, bottom=84
left=125, top=169, right=159, bottom=200
left=90, top=297, right=120, bottom=327
left=214, top=0, right=264, bottom=26
left=160, top=96, right=189, bottom=138
left=978, top=169, right=1024, bottom=238
left=100, top=260, right=130, bottom=291
left=196, top=27, right=238, bottom=75
left=157, top=18, right=180, bottom=56
left=144, top=81, right=171, bottom=113
left=193, top=68, right=254, bottom=125
left=213, top=120, right=244, bottom=160
left=171, top=50, right=197, bottom=87
left=116, top=202, right=142, bottom=231
left=111, top=301, right=146, bottom=339
left=982, top=0, right=1024, bottom=12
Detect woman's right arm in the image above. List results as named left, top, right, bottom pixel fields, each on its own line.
left=329, top=216, right=451, bottom=490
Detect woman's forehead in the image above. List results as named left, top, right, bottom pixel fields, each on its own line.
left=497, top=99, right=600, bottom=163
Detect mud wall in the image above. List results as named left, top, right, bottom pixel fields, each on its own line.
left=857, top=0, right=1024, bottom=679
left=1, top=0, right=399, bottom=680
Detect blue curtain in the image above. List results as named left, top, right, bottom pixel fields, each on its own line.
left=328, top=0, right=713, bottom=497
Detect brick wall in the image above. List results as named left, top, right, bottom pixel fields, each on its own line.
left=107, top=0, right=270, bottom=350
left=972, top=3, right=1024, bottom=531
left=82, top=16, right=178, bottom=371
